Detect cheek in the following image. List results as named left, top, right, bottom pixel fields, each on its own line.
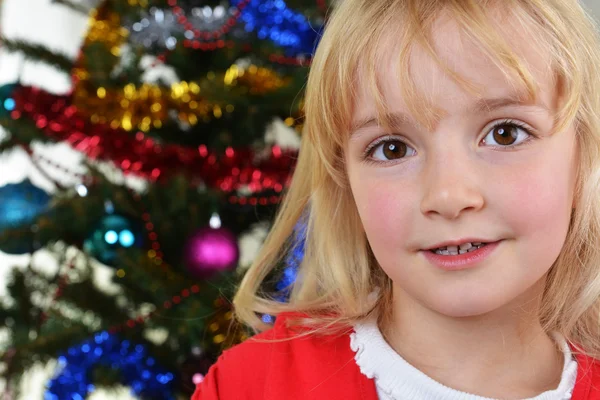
left=490, top=148, right=577, bottom=267
left=499, top=156, right=575, bottom=239
left=350, top=176, right=416, bottom=253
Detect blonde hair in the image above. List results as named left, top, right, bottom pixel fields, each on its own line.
left=234, top=0, right=600, bottom=358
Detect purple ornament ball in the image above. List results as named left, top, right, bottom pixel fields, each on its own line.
left=184, top=227, right=239, bottom=277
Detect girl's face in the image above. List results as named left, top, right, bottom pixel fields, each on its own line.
left=345, top=14, right=578, bottom=318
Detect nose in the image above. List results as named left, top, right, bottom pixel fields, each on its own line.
left=420, top=149, right=485, bottom=220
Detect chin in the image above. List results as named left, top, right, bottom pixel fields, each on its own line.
left=422, top=289, right=517, bottom=319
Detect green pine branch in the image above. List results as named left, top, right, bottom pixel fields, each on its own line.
left=60, top=279, right=132, bottom=324
left=1, top=39, right=74, bottom=74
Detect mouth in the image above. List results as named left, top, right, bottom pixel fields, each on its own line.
left=421, top=240, right=503, bottom=270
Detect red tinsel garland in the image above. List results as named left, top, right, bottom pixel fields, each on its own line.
left=10, top=85, right=298, bottom=194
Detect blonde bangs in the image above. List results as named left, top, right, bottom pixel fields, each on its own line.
left=330, top=0, right=584, bottom=137
left=234, top=0, right=600, bottom=360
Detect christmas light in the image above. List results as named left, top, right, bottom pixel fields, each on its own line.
left=75, top=183, right=88, bottom=197
left=4, top=98, right=15, bottom=111
left=119, top=229, right=135, bottom=247
left=104, top=230, right=119, bottom=244
left=209, top=212, right=222, bottom=229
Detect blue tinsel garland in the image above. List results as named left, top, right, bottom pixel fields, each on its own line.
left=233, top=0, right=322, bottom=56
left=45, top=332, right=175, bottom=400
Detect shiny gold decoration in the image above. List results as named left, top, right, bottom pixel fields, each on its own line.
left=72, top=67, right=290, bottom=131
left=71, top=5, right=128, bottom=85
left=84, top=8, right=128, bottom=46
left=213, top=334, right=226, bottom=344
left=73, top=81, right=215, bottom=131
left=224, top=64, right=289, bottom=95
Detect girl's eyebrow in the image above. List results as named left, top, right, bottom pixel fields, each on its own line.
left=350, top=96, right=550, bottom=134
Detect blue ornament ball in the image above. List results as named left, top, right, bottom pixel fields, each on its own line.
left=0, top=179, right=51, bottom=231
left=83, top=214, right=142, bottom=266
left=0, top=179, right=51, bottom=254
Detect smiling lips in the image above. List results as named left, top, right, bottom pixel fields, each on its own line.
left=421, top=240, right=503, bottom=271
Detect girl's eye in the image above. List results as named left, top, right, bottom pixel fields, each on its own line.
left=481, top=120, right=533, bottom=147
left=367, top=139, right=416, bottom=162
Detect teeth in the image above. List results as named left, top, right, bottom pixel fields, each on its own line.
left=432, top=242, right=487, bottom=255
left=459, top=243, right=472, bottom=251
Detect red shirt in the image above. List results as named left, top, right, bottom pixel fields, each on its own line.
left=193, top=313, right=600, bottom=400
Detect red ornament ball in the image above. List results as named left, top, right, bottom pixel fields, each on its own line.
left=184, top=227, right=239, bottom=278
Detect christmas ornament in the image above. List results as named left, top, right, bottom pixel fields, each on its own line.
left=0, top=83, right=17, bottom=118
left=127, top=8, right=182, bottom=50
left=0, top=179, right=51, bottom=255
left=83, top=213, right=142, bottom=266
left=0, top=179, right=51, bottom=232
left=45, top=331, right=175, bottom=400
left=184, top=225, right=239, bottom=278
left=230, top=0, right=321, bottom=55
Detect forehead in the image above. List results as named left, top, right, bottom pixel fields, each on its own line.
left=353, top=8, right=557, bottom=129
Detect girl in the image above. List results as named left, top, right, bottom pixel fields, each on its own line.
left=194, top=0, right=600, bottom=398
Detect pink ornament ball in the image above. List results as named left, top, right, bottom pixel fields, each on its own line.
left=184, top=227, right=239, bottom=277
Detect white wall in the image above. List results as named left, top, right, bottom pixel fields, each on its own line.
left=585, top=0, right=600, bottom=18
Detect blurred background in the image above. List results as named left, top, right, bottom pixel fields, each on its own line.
left=0, top=0, right=316, bottom=398
left=0, top=0, right=598, bottom=399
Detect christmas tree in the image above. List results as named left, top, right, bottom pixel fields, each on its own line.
left=0, top=0, right=319, bottom=398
